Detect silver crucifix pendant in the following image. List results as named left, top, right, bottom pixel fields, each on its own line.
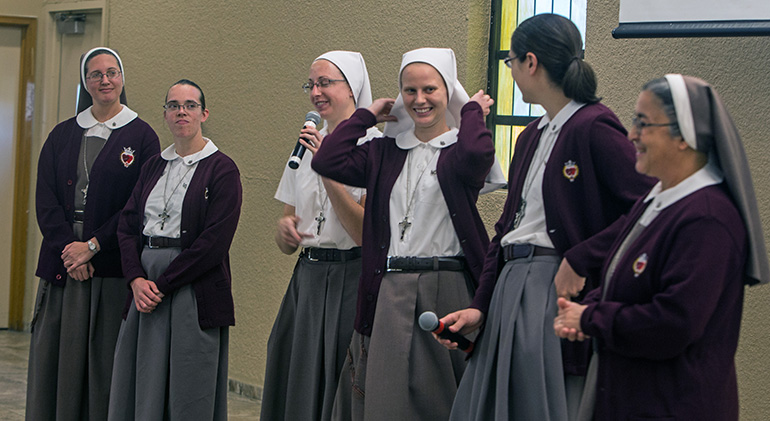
left=512, top=198, right=527, bottom=230
left=159, top=209, right=170, bottom=230
left=81, top=185, right=88, bottom=205
left=315, top=211, right=326, bottom=235
left=399, top=217, right=411, bottom=241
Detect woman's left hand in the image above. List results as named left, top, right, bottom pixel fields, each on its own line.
left=68, top=262, right=95, bottom=281
left=470, top=90, right=494, bottom=116
left=554, top=258, right=586, bottom=298
left=61, top=238, right=98, bottom=269
left=554, top=297, right=588, bottom=341
left=298, top=125, right=324, bottom=155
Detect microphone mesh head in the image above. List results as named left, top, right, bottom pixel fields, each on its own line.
left=418, top=311, right=439, bottom=331
left=306, top=111, right=322, bottom=125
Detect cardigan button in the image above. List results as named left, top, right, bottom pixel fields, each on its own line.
left=367, top=294, right=374, bottom=302
left=56, top=274, right=62, bottom=280
left=374, top=269, right=381, bottom=275
left=67, top=179, right=73, bottom=185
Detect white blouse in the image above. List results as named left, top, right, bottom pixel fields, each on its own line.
left=501, top=100, right=584, bottom=248
left=142, top=138, right=218, bottom=238
left=387, top=128, right=462, bottom=257
left=274, top=126, right=380, bottom=250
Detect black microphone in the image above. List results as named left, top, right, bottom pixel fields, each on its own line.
left=418, top=311, right=474, bottom=353
left=288, top=111, right=322, bottom=170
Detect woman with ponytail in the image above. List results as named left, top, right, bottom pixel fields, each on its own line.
left=436, top=14, right=654, bottom=420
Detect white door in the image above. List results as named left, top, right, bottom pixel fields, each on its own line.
left=0, top=25, right=23, bottom=328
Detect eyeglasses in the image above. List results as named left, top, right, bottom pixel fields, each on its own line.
left=302, top=78, right=346, bottom=94
left=86, top=69, right=121, bottom=82
left=631, top=116, right=677, bottom=132
left=503, top=56, right=516, bottom=68
left=163, top=101, right=202, bottom=112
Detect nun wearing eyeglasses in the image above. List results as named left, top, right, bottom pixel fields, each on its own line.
left=312, top=47, right=501, bottom=421
left=260, top=51, right=381, bottom=421
left=108, top=79, right=242, bottom=420
left=26, top=47, right=159, bottom=421
left=554, top=74, right=770, bottom=420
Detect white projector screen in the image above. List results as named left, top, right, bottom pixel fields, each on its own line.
left=614, top=0, right=770, bottom=38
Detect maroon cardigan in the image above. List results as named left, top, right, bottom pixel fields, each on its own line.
left=35, top=116, right=159, bottom=285
left=471, top=102, right=655, bottom=373
left=312, top=102, right=495, bottom=336
left=118, top=150, right=242, bottom=329
left=573, top=184, right=745, bottom=420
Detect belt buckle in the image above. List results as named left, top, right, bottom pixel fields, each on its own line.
left=147, top=236, right=159, bottom=249
left=386, top=256, right=401, bottom=272
left=509, top=244, right=534, bottom=260
left=304, top=248, right=319, bottom=262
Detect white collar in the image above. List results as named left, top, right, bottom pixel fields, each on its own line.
left=395, top=128, right=459, bottom=150
left=76, top=105, right=137, bottom=129
left=537, top=100, right=585, bottom=131
left=643, top=161, right=724, bottom=211
left=160, top=137, right=219, bottom=165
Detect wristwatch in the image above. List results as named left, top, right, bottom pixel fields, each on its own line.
left=87, top=239, right=98, bottom=254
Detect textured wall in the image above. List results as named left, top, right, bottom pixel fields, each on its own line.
left=589, top=1, right=770, bottom=418
left=7, top=0, right=768, bottom=415
left=106, top=0, right=494, bottom=393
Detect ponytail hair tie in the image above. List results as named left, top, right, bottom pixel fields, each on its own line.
left=570, top=56, right=581, bottom=63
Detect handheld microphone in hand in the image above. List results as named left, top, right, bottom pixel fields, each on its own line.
left=288, top=111, right=322, bottom=170
left=418, top=311, right=474, bottom=353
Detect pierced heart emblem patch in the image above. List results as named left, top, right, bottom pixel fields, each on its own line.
left=121, top=147, right=135, bottom=168
left=563, top=160, right=579, bottom=182
left=633, top=253, right=648, bottom=277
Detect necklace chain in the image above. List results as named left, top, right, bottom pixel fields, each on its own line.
left=513, top=123, right=554, bottom=230
left=81, top=137, right=91, bottom=205
left=159, top=162, right=194, bottom=230
left=314, top=174, right=330, bottom=236
left=400, top=147, right=439, bottom=241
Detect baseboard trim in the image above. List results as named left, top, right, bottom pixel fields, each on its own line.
left=228, top=378, right=262, bottom=402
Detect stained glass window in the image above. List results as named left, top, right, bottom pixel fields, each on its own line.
left=487, top=0, right=587, bottom=178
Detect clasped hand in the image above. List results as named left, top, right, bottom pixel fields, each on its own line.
left=130, top=277, right=165, bottom=313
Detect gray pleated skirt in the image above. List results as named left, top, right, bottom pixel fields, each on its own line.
left=260, top=256, right=361, bottom=421
left=26, top=222, right=126, bottom=421
left=108, top=246, right=229, bottom=421
left=332, top=269, right=474, bottom=421
left=450, top=253, right=568, bottom=421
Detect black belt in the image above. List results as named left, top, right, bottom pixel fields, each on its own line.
left=386, top=256, right=466, bottom=272
left=144, top=236, right=182, bottom=248
left=73, top=210, right=85, bottom=222
left=503, top=244, right=559, bottom=261
left=301, top=247, right=362, bottom=262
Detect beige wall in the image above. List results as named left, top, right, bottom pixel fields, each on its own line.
left=105, top=0, right=496, bottom=398
left=4, top=0, right=769, bottom=417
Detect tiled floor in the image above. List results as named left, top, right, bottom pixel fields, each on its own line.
left=0, top=329, right=260, bottom=420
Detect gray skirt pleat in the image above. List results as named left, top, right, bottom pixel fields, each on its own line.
left=332, top=270, right=474, bottom=421
left=260, top=256, right=360, bottom=421
left=450, top=254, right=568, bottom=421
left=26, top=223, right=126, bottom=421
left=108, top=246, right=229, bottom=421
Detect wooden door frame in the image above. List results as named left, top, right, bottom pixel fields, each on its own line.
left=0, top=15, right=36, bottom=331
